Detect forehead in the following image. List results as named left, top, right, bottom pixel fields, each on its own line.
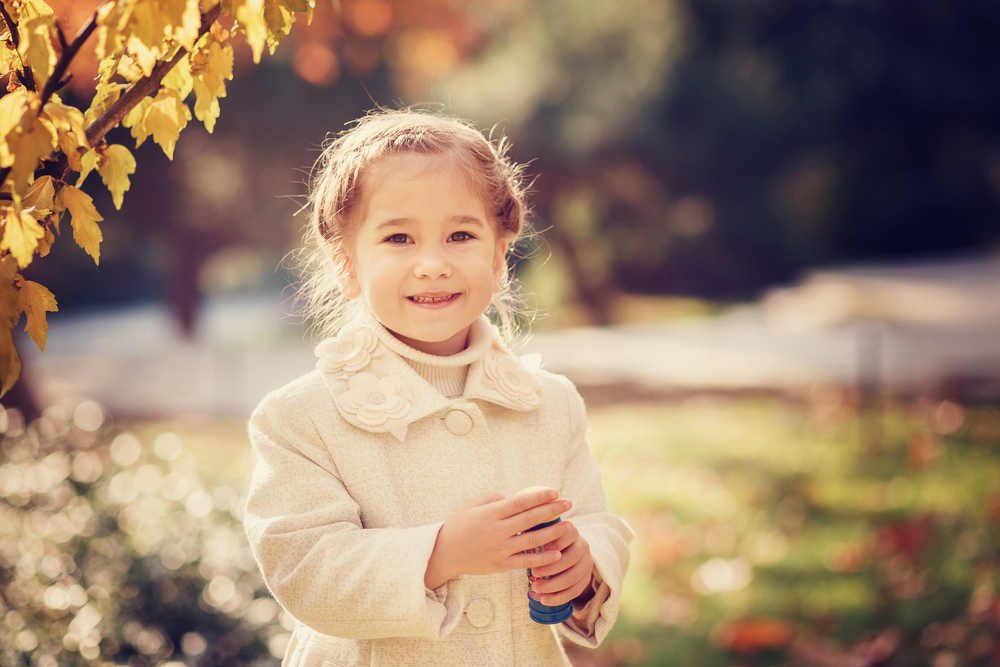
left=357, top=153, right=490, bottom=224
left=364, top=152, right=474, bottom=193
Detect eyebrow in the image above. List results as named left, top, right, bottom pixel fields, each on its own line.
left=373, top=215, right=486, bottom=232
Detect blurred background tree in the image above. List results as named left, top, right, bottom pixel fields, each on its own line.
left=23, top=0, right=1000, bottom=332
left=438, top=0, right=1000, bottom=321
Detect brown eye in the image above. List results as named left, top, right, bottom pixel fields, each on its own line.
left=386, top=233, right=410, bottom=244
left=450, top=231, right=472, bottom=242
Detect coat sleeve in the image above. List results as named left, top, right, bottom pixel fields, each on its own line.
left=243, top=386, right=466, bottom=640
left=551, top=378, right=634, bottom=648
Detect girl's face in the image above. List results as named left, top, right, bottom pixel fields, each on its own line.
left=339, top=153, right=507, bottom=356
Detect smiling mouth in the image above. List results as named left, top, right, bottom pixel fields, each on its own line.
left=408, top=294, right=458, bottom=303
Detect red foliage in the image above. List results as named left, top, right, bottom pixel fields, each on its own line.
left=876, top=516, right=933, bottom=559
left=715, top=617, right=795, bottom=654
left=983, top=493, right=1000, bottom=524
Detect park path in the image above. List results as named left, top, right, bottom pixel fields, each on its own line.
left=18, top=254, right=1000, bottom=418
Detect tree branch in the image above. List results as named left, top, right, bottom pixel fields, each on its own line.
left=39, top=9, right=101, bottom=106
left=84, top=3, right=222, bottom=149
left=55, top=23, right=68, bottom=52
left=24, top=3, right=223, bottom=186
left=0, top=3, right=35, bottom=92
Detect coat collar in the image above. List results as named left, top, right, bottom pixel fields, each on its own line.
left=315, top=318, right=542, bottom=441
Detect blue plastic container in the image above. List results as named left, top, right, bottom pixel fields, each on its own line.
left=523, top=517, right=573, bottom=624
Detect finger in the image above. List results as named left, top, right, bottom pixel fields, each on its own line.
left=509, top=520, right=571, bottom=553
left=502, top=488, right=561, bottom=519
left=530, top=536, right=584, bottom=579
left=507, top=547, right=561, bottom=571
left=534, top=557, right=594, bottom=606
left=539, top=521, right=579, bottom=556
left=537, top=574, right=590, bottom=607
left=503, top=500, right=573, bottom=536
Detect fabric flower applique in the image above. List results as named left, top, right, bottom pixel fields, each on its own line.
left=315, top=326, right=378, bottom=374
left=482, top=351, right=541, bottom=408
left=336, top=373, right=411, bottom=427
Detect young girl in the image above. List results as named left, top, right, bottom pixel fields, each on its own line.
left=244, top=109, right=633, bottom=666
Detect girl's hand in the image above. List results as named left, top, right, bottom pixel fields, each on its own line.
left=424, top=489, right=572, bottom=590
left=524, top=522, right=595, bottom=607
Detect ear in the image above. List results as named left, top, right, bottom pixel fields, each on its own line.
left=492, top=240, right=509, bottom=293
left=335, top=251, right=361, bottom=299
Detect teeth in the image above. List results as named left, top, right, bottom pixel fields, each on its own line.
left=410, top=295, right=453, bottom=303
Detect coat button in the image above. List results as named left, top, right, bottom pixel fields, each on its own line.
left=465, top=598, right=494, bottom=628
left=444, top=410, right=473, bottom=435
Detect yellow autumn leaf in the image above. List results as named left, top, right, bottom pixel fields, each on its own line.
left=117, top=52, right=145, bottom=82
left=163, top=52, right=194, bottom=100
left=128, top=0, right=170, bottom=50
left=58, top=185, right=103, bottom=265
left=15, top=275, right=56, bottom=352
left=76, top=148, right=99, bottom=189
left=263, top=2, right=293, bottom=51
left=94, top=2, right=132, bottom=65
left=280, top=0, right=312, bottom=13
left=0, top=39, right=17, bottom=78
left=41, top=101, right=88, bottom=171
left=35, top=225, right=53, bottom=256
left=158, top=0, right=187, bottom=26
left=192, top=35, right=233, bottom=96
left=0, top=324, right=21, bottom=397
left=6, top=114, right=56, bottom=199
left=208, top=19, right=229, bottom=44
left=1, top=206, right=45, bottom=268
left=126, top=35, right=160, bottom=79
left=172, top=0, right=202, bottom=51
left=0, top=254, right=19, bottom=327
left=122, top=95, right=153, bottom=149
left=0, top=88, right=31, bottom=168
left=192, top=39, right=233, bottom=132
left=192, top=79, right=221, bottom=133
left=36, top=111, right=57, bottom=146
left=22, top=174, right=54, bottom=212
left=93, top=1, right=122, bottom=61
left=18, top=15, right=58, bottom=88
left=105, top=0, right=136, bottom=33
left=20, top=0, right=54, bottom=20
left=2, top=0, right=54, bottom=24
left=0, top=253, right=21, bottom=394
left=126, top=2, right=170, bottom=76
left=98, top=144, right=136, bottom=210
left=42, top=101, right=87, bottom=143
left=58, top=126, right=87, bottom=171
left=145, top=88, right=191, bottom=160
left=235, top=0, right=267, bottom=64
left=85, top=59, right=124, bottom=125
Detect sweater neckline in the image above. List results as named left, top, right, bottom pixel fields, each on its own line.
left=362, top=309, right=494, bottom=368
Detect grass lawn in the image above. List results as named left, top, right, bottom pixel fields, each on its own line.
left=4, top=388, right=997, bottom=665
left=567, top=391, right=1000, bottom=666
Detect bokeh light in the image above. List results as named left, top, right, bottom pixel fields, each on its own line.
left=0, top=402, right=282, bottom=665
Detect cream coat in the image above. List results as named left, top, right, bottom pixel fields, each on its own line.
left=245, top=319, right=633, bottom=666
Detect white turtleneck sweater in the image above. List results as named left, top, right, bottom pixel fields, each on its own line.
left=363, top=310, right=494, bottom=399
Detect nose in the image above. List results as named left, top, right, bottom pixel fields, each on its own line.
left=413, top=243, right=452, bottom=279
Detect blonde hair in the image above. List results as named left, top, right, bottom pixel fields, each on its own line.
left=297, top=109, right=531, bottom=345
